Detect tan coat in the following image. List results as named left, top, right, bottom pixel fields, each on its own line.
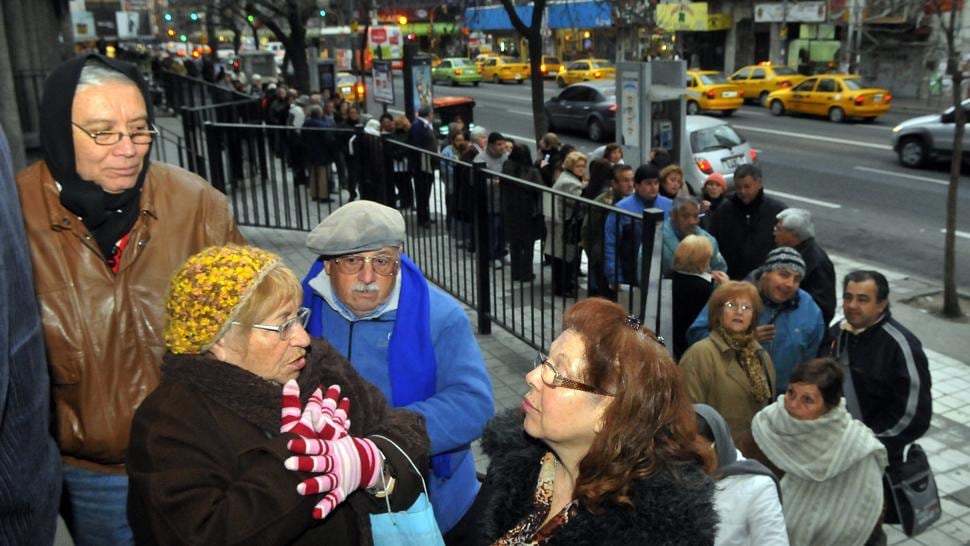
left=17, top=161, right=244, bottom=473
left=543, top=170, right=583, bottom=262
left=680, top=330, right=776, bottom=446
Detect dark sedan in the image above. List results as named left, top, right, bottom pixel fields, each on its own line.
left=544, top=81, right=616, bottom=142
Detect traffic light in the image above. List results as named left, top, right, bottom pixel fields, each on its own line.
left=179, top=34, right=188, bottom=42
left=398, top=15, right=407, bottom=25
left=319, top=9, right=326, bottom=16
left=189, top=12, right=199, bottom=21
left=163, top=12, right=173, bottom=22
left=167, top=28, right=176, bottom=37
left=247, top=14, right=255, bottom=23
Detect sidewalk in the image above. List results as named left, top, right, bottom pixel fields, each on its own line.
left=242, top=224, right=970, bottom=546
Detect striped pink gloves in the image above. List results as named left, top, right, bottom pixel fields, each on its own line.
left=280, top=380, right=382, bottom=520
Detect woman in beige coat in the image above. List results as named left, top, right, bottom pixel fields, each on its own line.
left=680, top=281, right=776, bottom=446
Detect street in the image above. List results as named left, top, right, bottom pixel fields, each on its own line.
left=367, top=76, right=970, bottom=290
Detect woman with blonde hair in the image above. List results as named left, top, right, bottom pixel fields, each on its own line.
left=671, top=235, right=720, bottom=360
left=680, top=281, right=775, bottom=445
left=659, top=164, right=687, bottom=199
left=545, top=151, right=587, bottom=297
left=476, top=298, right=718, bottom=544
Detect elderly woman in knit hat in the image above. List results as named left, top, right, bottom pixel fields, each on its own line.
left=680, top=280, right=776, bottom=445
left=748, top=358, right=887, bottom=546
left=127, top=245, right=430, bottom=545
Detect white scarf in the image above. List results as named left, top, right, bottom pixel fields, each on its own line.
left=751, top=397, right=887, bottom=546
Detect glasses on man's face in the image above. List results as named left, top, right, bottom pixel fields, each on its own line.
left=533, top=352, right=613, bottom=396
left=332, top=254, right=400, bottom=276
left=233, top=307, right=311, bottom=341
left=722, top=301, right=753, bottom=314
left=72, top=122, right=158, bottom=146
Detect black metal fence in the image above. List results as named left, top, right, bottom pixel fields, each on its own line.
left=156, top=72, right=671, bottom=352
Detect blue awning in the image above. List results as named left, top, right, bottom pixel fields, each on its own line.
left=547, top=1, right=612, bottom=29
left=464, top=5, right=533, bottom=31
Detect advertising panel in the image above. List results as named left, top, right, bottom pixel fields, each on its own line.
left=656, top=2, right=709, bottom=31
left=372, top=60, right=394, bottom=105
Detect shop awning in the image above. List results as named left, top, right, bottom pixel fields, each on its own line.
left=547, top=1, right=612, bottom=29
left=464, top=5, right=534, bottom=31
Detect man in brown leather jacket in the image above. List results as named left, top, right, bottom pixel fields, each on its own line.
left=15, top=54, right=244, bottom=544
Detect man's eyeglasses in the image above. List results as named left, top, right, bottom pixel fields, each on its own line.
left=72, top=122, right=157, bottom=146
left=722, top=301, right=753, bottom=314
left=332, top=254, right=400, bottom=276
left=533, top=352, right=614, bottom=396
left=233, top=307, right=310, bottom=341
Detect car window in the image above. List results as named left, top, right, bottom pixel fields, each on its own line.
left=793, top=79, right=816, bottom=92
left=817, top=79, right=836, bottom=93
left=500, top=57, right=517, bottom=64
left=486, top=59, right=496, bottom=66
left=547, top=57, right=561, bottom=64
left=439, top=60, right=451, bottom=69
left=751, top=68, right=765, bottom=79
left=773, top=66, right=798, bottom=75
left=558, top=87, right=583, bottom=101
left=731, top=68, right=751, bottom=80
left=841, top=78, right=870, bottom=90
left=592, top=61, right=614, bottom=69
left=687, top=76, right=695, bottom=87
left=699, top=73, right=728, bottom=85
left=691, top=124, right=746, bottom=153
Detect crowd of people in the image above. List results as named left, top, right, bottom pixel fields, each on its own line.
left=0, top=53, right=935, bottom=546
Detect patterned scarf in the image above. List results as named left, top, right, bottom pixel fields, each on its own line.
left=493, top=452, right=578, bottom=545
left=715, top=326, right=771, bottom=403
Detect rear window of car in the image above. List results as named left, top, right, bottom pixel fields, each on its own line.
left=773, top=66, right=798, bottom=76
left=545, top=57, right=561, bottom=64
left=592, top=61, right=614, bottom=69
left=500, top=57, right=518, bottom=64
left=698, top=73, right=728, bottom=85
left=841, top=78, right=872, bottom=90
left=691, top=125, right=746, bottom=152
left=451, top=59, right=471, bottom=67
left=337, top=75, right=355, bottom=85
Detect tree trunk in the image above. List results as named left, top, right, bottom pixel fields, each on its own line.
left=942, top=6, right=964, bottom=318
left=290, top=26, right=310, bottom=93
left=501, top=0, right=548, bottom=146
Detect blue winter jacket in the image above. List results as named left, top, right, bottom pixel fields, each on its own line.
left=303, top=267, right=494, bottom=533
left=661, top=220, right=728, bottom=278
left=603, top=193, right=672, bottom=284
left=686, top=288, right=824, bottom=392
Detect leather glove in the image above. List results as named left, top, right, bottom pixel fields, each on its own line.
left=285, top=434, right=382, bottom=520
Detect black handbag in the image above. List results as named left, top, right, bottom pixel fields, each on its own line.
left=563, top=205, right=583, bottom=245
left=883, top=443, right=942, bottom=537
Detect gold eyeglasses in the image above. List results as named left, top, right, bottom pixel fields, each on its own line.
left=533, top=352, right=614, bottom=396
left=332, top=254, right=400, bottom=276
left=72, top=122, right=157, bottom=145
left=722, top=301, right=753, bottom=314
left=232, top=307, right=310, bottom=340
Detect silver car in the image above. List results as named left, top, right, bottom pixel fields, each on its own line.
left=682, top=115, right=757, bottom=193
left=891, top=99, right=970, bottom=168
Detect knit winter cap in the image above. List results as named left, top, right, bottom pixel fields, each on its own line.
left=704, top=172, right=727, bottom=193
left=164, top=245, right=282, bottom=354
left=756, top=246, right=806, bottom=279
left=305, top=200, right=405, bottom=257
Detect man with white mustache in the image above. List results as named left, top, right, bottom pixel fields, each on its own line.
left=300, top=200, right=494, bottom=543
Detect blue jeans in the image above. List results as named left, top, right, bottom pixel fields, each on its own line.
left=60, top=463, right=134, bottom=546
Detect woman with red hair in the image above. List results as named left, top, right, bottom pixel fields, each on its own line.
left=474, top=298, right=718, bottom=544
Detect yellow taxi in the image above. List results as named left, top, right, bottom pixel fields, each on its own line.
left=728, top=62, right=807, bottom=106
left=336, top=72, right=363, bottom=103
left=556, top=59, right=616, bottom=87
left=686, top=70, right=744, bottom=116
left=481, top=56, right=531, bottom=84
left=540, top=55, right=563, bottom=78
left=766, top=74, right=892, bottom=122
left=473, top=53, right=498, bottom=74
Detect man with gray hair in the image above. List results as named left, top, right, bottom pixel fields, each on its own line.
left=661, top=195, right=729, bottom=278
left=301, top=201, right=494, bottom=540
left=774, top=208, right=836, bottom=327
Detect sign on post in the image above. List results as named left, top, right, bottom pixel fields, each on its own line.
left=372, top=60, right=394, bottom=105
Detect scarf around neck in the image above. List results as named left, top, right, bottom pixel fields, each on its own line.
left=40, top=54, right=154, bottom=263
left=715, top=326, right=771, bottom=403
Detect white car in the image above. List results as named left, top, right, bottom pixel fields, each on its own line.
left=891, top=99, right=970, bottom=168
left=682, top=115, right=757, bottom=192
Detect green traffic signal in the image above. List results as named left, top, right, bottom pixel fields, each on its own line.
left=189, top=12, right=198, bottom=21
left=247, top=14, right=255, bottom=23
left=320, top=9, right=326, bottom=16
left=163, top=13, right=173, bottom=21
left=179, top=34, right=187, bottom=42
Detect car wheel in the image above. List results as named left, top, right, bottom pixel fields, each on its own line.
left=828, top=107, right=846, bottom=123
left=452, top=78, right=459, bottom=87
left=545, top=109, right=556, bottom=132
left=770, top=100, right=785, bottom=116
left=493, top=75, right=500, bottom=84
left=898, top=137, right=928, bottom=168
left=517, top=78, right=525, bottom=84
left=473, top=81, right=480, bottom=87
left=588, top=118, right=605, bottom=142
left=759, top=91, right=770, bottom=107
left=687, top=101, right=700, bottom=115
left=557, top=78, right=565, bottom=88
left=722, top=109, right=736, bottom=117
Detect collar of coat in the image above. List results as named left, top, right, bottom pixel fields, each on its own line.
left=160, top=342, right=326, bottom=434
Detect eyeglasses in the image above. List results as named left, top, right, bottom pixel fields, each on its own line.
left=233, top=307, right=310, bottom=340
left=72, top=122, right=157, bottom=146
left=722, top=301, right=753, bottom=314
left=533, top=352, right=614, bottom=396
left=331, top=254, right=400, bottom=276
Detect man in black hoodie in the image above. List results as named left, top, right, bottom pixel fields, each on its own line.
left=709, top=164, right=787, bottom=280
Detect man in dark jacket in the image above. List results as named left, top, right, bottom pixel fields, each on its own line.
left=827, top=270, right=932, bottom=466
left=408, top=104, right=438, bottom=226
left=774, top=208, right=836, bottom=328
left=709, top=164, right=787, bottom=280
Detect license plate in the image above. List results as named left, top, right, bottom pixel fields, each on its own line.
left=874, top=94, right=883, bottom=103
left=549, top=70, right=558, bottom=75
left=722, top=155, right=743, bottom=170
left=514, top=73, right=522, bottom=80
left=341, top=86, right=351, bottom=94
left=722, top=91, right=738, bottom=98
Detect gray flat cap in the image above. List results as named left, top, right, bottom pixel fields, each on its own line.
left=306, top=200, right=405, bottom=256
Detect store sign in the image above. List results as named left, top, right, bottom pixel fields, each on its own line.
left=707, top=13, right=733, bottom=30
left=754, top=2, right=827, bottom=23
left=72, top=11, right=96, bottom=40
left=656, top=3, right=709, bottom=31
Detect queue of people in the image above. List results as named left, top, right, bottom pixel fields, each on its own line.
left=0, top=53, right=935, bottom=546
